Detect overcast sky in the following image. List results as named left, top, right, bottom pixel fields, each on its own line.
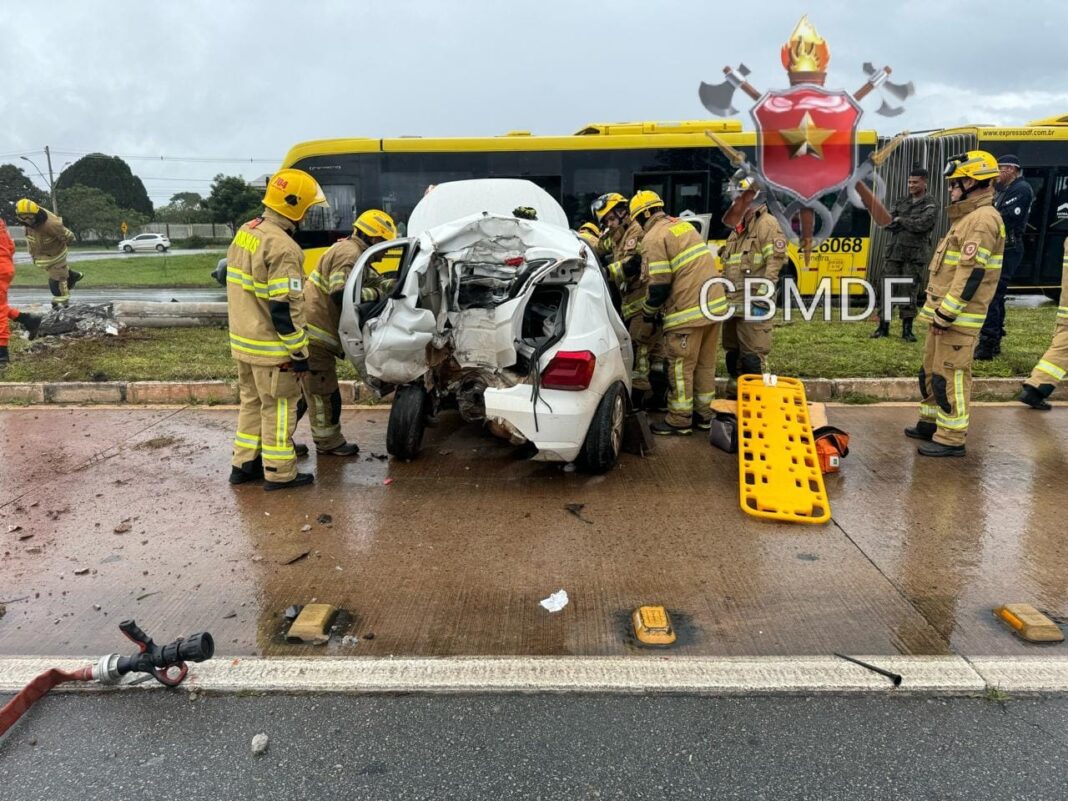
left=3, top=0, right=1067, bottom=206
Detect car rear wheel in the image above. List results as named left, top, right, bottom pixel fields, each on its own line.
left=387, top=383, right=429, bottom=461
left=156, top=244, right=166, bottom=252
left=579, top=382, right=625, bottom=474
left=123, top=245, right=133, bottom=253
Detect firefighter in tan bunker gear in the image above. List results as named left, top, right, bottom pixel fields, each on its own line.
left=15, top=199, right=81, bottom=307
left=631, top=190, right=729, bottom=435
left=227, top=169, right=327, bottom=490
left=907, top=151, right=1005, bottom=457
left=576, top=222, right=601, bottom=251
left=1018, top=239, right=1068, bottom=410
left=301, top=209, right=397, bottom=455
left=717, top=180, right=788, bottom=397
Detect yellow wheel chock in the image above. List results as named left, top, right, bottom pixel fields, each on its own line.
left=736, top=375, right=830, bottom=524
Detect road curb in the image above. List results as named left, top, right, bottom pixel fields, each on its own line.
left=2, top=656, right=1065, bottom=696
left=0, top=377, right=1028, bottom=406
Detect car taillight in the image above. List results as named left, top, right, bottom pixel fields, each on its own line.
left=541, top=350, right=596, bottom=391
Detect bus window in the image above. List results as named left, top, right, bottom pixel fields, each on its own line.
left=1037, top=168, right=1068, bottom=285
left=302, top=183, right=357, bottom=231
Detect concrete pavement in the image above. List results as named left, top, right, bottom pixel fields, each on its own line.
left=1, top=405, right=1065, bottom=664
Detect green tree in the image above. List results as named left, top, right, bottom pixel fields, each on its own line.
left=206, top=174, right=262, bottom=232
left=55, top=153, right=153, bottom=217
left=155, top=191, right=211, bottom=223
left=0, top=164, right=49, bottom=223
left=56, top=184, right=147, bottom=243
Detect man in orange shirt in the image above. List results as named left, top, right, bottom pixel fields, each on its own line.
left=0, top=218, right=42, bottom=366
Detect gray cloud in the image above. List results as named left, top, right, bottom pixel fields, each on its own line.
left=2, top=0, right=1065, bottom=204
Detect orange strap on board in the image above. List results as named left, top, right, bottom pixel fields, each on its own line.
left=737, top=375, right=830, bottom=524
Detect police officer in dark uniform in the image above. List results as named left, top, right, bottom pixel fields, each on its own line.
left=871, top=166, right=937, bottom=342
left=975, top=154, right=1034, bottom=359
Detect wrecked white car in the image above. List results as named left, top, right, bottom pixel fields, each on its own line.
left=338, top=179, right=632, bottom=472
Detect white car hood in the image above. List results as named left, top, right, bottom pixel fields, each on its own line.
left=362, top=213, right=589, bottom=386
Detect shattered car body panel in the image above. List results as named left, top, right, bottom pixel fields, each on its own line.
left=338, top=179, right=631, bottom=464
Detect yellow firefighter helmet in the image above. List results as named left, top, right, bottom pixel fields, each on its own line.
left=591, top=192, right=627, bottom=222
left=353, top=209, right=398, bottom=241
left=943, top=151, right=999, bottom=182
left=578, top=222, right=601, bottom=237
left=15, top=198, right=40, bottom=219
left=629, top=189, right=665, bottom=218
left=261, top=169, right=327, bottom=222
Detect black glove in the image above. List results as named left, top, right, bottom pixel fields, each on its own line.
left=622, top=253, right=643, bottom=279
left=290, top=358, right=309, bottom=374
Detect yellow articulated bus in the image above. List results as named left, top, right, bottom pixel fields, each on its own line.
left=872, top=115, right=1068, bottom=297
left=279, top=120, right=878, bottom=294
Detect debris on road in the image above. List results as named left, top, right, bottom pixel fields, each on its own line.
left=0, top=604, right=6, bottom=620
left=18, top=532, right=33, bottom=541
left=223, top=611, right=237, bottom=620
left=341, top=635, right=360, bottom=647
left=279, top=550, right=310, bottom=566
left=539, top=589, right=569, bottom=613
left=383, top=477, right=395, bottom=485
left=251, top=733, right=269, bottom=756
left=6, top=525, right=22, bottom=533
left=29, top=303, right=124, bottom=341
left=993, top=603, right=1065, bottom=643
left=317, top=514, right=333, bottom=525
left=833, top=653, right=903, bottom=687
left=73, top=568, right=90, bottom=576
left=300, top=524, right=312, bottom=533
left=285, top=604, right=338, bottom=644
left=283, top=605, right=303, bottom=623
left=565, top=503, right=593, bottom=525
left=113, top=520, right=133, bottom=534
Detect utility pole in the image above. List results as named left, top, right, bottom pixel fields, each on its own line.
left=44, top=145, right=57, bottom=214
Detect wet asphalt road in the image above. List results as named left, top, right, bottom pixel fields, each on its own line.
left=0, top=405, right=1065, bottom=659
left=8, top=287, right=226, bottom=305
left=12, top=249, right=221, bottom=264
left=1, top=692, right=1066, bottom=800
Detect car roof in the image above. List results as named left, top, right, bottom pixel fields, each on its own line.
left=407, top=179, right=569, bottom=238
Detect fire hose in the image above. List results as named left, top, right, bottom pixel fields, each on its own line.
left=0, top=619, right=213, bottom=739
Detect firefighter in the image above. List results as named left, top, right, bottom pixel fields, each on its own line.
left=576, top=221, right=601, bottom=251
left=631, top=190, right=729, bottom=434
left=907, top=151, right=1005, bottom=457
left=1018, top=239, right=1068, bottom=410
left=718, top=179, right=788, bottom=397
left=0, top=218, right=42, bottom=366
left=301, top=209, right=397, bottom=455
left=227, top=168, right=327, bottom=490
left=14, top=199, right=81, bottom=308
left=870, top=166, right=937, bottom=342
left=975, top=154, right=1035, bottom=360
left=590, top=192, right=628, bottom=263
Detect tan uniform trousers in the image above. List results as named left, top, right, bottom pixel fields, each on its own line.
left=1025, top=324, right=1068, bottom=392
left=663, top=323, right=720, bottom=428
left=628, top=316, right=665, bottom=392
left=918, top=329, right=975, bottom=447
left=721, top=314, right=772, bottom=365
left=232, top=361, right=301, bottom=483
left=303, top=345, right=345, bottom=452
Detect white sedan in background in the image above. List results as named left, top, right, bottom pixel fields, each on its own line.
left=118, top=233, right=171, bottom=253
left=338, top=179, right=633, bottom=473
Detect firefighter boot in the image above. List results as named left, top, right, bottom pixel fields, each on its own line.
left=293, top=442, right=310, bottom=458
left=0, top=345, right=8, bottom=367
left=901, top=318, right=917, bottom=343
left=630, top=387, right=646, bottom=410
left=319, top=442, right=360, bottom=457
left=870, top=321, right=890, bottom=339
left=263, top=472, right=315, bottom=492
left=18, top=312, right=42, bottom=341
left=1017, top=383, right=1053, bottom=411
left=904, top=420, right=936, bottom=441
left=651, top=420, right=692, bottom=436
left=917, top=440, right=966, bottom=458
left=229, top=455, right=264, bottom=485
left=68, top=270, right=84, bottom=290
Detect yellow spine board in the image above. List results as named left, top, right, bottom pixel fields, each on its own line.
left=737, top=376, right=831, bottom=524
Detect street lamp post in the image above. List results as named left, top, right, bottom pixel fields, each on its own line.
left=20, top=145, right=58, bottom=215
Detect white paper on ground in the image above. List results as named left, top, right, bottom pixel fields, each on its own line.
left=539, top=589, right=569, bottom=613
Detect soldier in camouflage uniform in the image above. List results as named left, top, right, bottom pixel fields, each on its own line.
left=871, top=166, right=938, bottom=343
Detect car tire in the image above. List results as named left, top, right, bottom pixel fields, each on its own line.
left=579, top=381, right=626, bottom=474
left=386, top=383, right=429, bottom=461
left=123, top=245, right=133, bottom=253
left=156, top=244, right=166, bottom=252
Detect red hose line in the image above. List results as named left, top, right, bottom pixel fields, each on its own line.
left=0, top=665, right=94, bottom=738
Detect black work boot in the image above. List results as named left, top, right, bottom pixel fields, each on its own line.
left=1017, top=384, right=1053, bottom=411
left=18, top=312, right=43, bottom=340
left=651, top=420, right=692, bottom=436
left=870, top=321, right=890, bottom=339
left=692, top=413, right=713, bottom=431
left=319, top=442, right=360, bottom=457
left=0, top=345, right=8, bottom=366
left=974, top=338, right=996, bottom=361
left=264, top=472, right=315, bottom=491
left=918, top=440, right=966, bottom=458
left=67, top=270, right=84, bottom=290
left=904, top=420, right=936, bottom=441
left=293, top=442, right=310, bottom=458
left=901, top=318, right=917, bottom=343
left=630, top=387, right=647, bottom=410
left=229, top=456, right=264, bottom=485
